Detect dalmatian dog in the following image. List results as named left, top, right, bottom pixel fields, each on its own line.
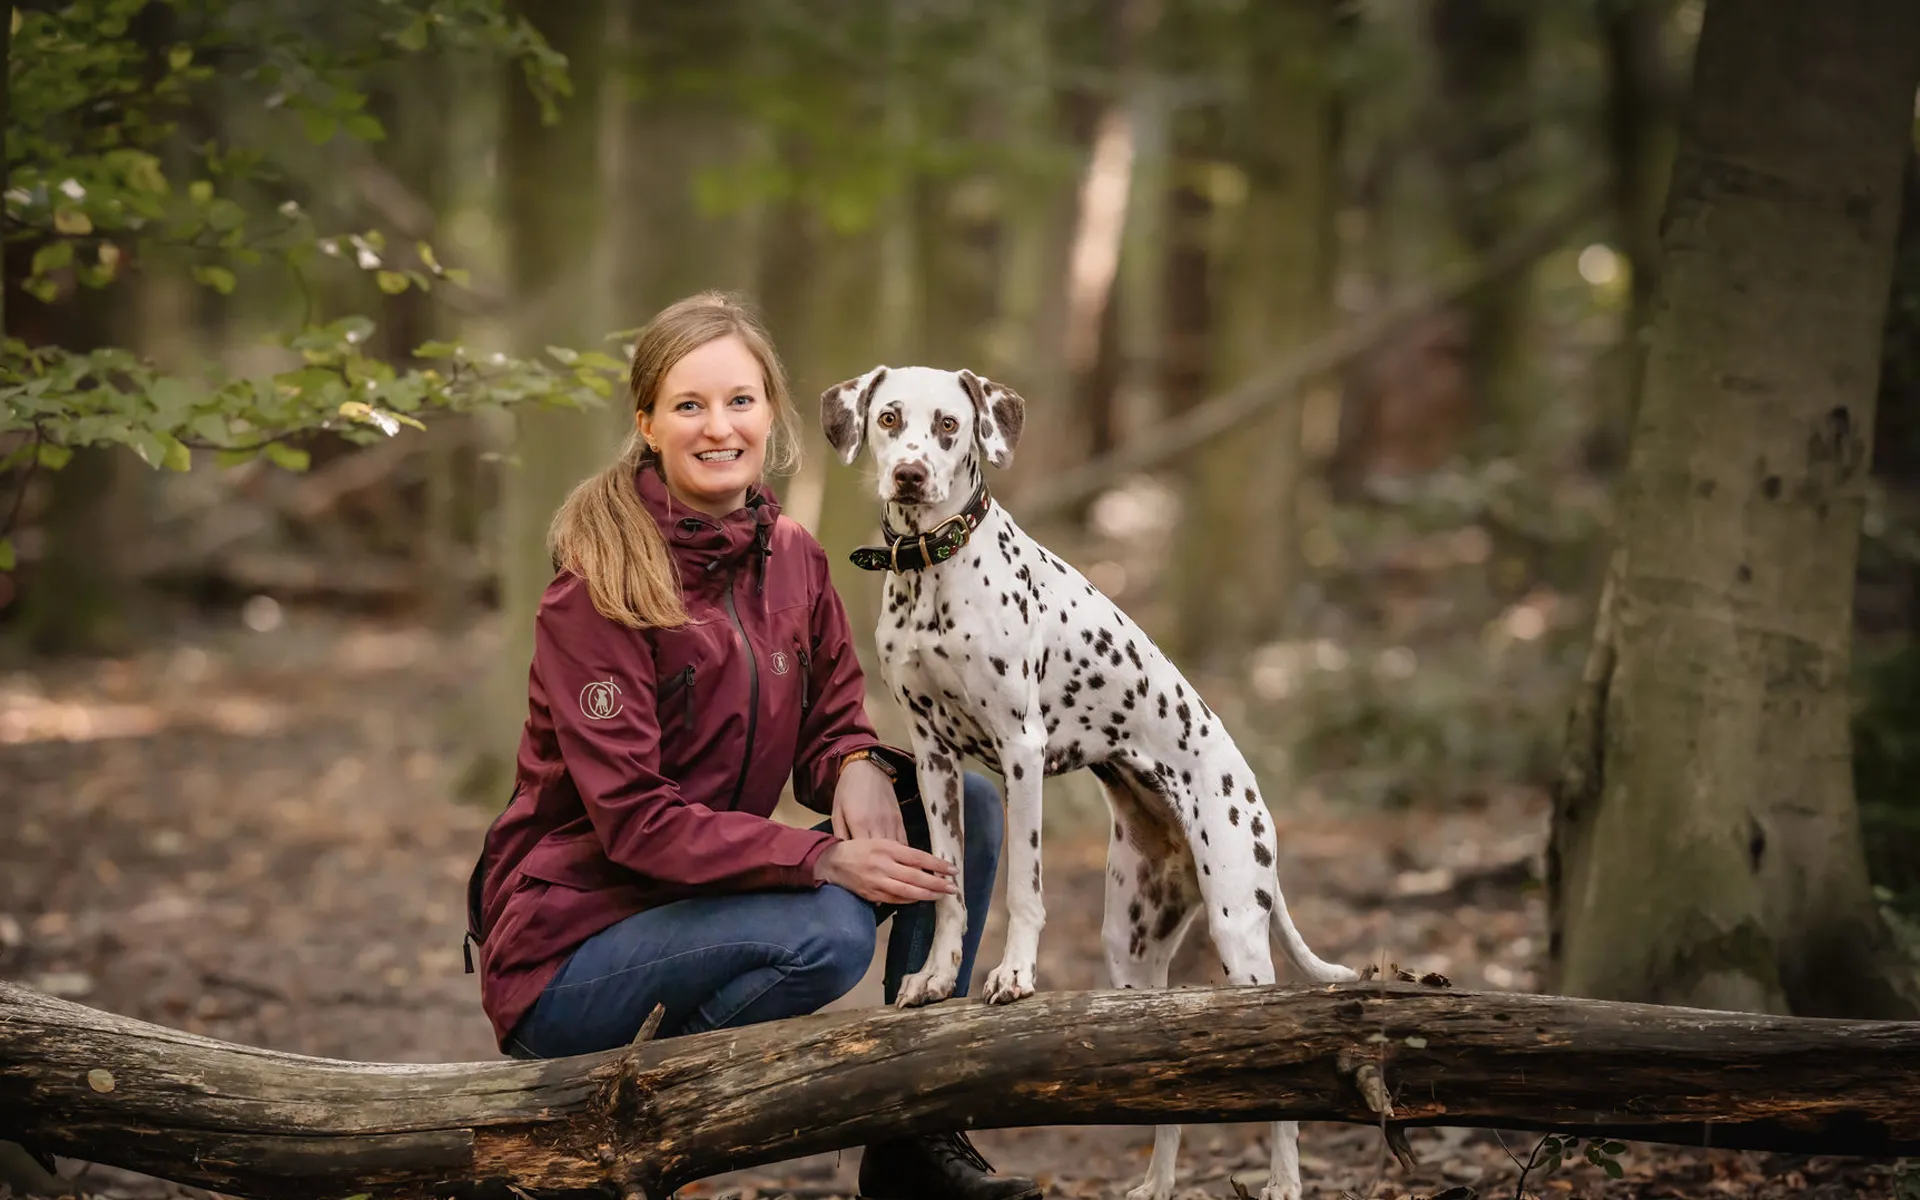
left=821, top=365, right=1360, bottom=1200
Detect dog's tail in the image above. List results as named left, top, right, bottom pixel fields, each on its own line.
left=1270, top=888, right=1361, bottom=984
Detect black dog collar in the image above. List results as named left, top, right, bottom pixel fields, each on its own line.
left=850, top=483, right=992, bottom=573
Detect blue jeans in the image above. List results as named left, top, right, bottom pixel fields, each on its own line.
left=506, top=770, right=1004, bottom=1059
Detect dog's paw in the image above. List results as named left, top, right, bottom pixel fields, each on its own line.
left=1258, top=1184, right=1302, bottom=1200
left=1123, top=1180, right=1172, bottom=1200
left=894, top=968, right=958, bottom=1009
left=983, top=962, right=1035, bottom=1005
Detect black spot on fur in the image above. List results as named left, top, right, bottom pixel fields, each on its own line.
left=1255, top=888, right=1273, bottom=911
left=1253, top=843, right=1273, bottom=867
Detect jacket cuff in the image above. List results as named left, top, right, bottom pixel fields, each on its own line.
left=790, top=832, right=840, bottom=888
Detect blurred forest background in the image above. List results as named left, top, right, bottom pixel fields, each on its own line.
left=4, top=0, right=1920, bottom=1195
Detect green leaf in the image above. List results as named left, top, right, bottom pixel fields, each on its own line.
left=303, top=111, right=339, bottom=145
left=149, top=378, right=196, bottom=423
left=192, top=265, right=237, bottom=294
left=54, top=209, right=92, bottom=235
left=191, top=413, right=230, bottom=444
left=215, top=447, right=261, bottom=469
left=0, top=539, right=14, bottom=572
left=396, top=12, right=431, bottom=50
left=159, top=432, right=192, bottom=472
left=546, top=345, right=579, bottom=365
left=36, top=443, right=74, bottom=470
left=32, top=241, right=75, bottom=275
left=205, top=198, right=246, bottom=232
left=1602, top=1142, right=1627, bottom=1154
left=168, top=45, right=193, bottom=71
left=375, top=270, right=410, bottom=295
left=576, top=350, right=627, bottom=372
left=1602, top=1159, right=1623, bottom=1179
left=264, top=443, right=311, bottom=471
left=344, top=112, right=386, bottom=142
left=188, top=179, right=214, bottom=205
left=413, top=341, right=460, bottom=359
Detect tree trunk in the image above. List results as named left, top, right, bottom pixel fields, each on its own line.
left=1550, top=0, right=1920, bottom=1017
left=465, top=0, right=621, bottom=806
left=1169, top=0, right=1339, bottom=668
left=7, top=980, right=1920, bottom=1200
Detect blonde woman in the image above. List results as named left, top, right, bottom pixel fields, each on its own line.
left=464, top=293, right=1038, bottom=1200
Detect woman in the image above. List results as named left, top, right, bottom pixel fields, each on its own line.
left=465, top=292, right=1039, bottom=1200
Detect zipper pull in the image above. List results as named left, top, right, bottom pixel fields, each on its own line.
left=798, top=646, right=812, bottom=715
left=684, top=667, right=697, bottom=734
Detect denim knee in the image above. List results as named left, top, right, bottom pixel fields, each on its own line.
left=791, top=883, right=878, bottom=1004
left=962, top=770, right=1004, bottom=867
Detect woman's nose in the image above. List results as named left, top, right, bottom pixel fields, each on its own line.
left=702, top=406, right=731, bottom=438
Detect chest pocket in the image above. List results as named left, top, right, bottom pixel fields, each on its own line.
left=656, top=663, right=696, bottom=735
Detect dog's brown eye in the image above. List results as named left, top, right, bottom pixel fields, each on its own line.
left=940, top=416, right=959, bottom=434
left=877, top=410, right=898, bottom=429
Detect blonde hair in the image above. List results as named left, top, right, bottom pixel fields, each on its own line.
left=548, top=291, right=801, bottom=629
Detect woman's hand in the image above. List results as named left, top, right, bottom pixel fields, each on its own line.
left=814, top=838, right=957, bottom=905
left=832, top=757, right=908, bottom=844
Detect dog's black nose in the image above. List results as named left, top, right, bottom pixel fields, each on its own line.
left=892, top=463, right=928, bottom=493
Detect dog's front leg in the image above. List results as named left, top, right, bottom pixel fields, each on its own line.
left=894, top=735, right=968, bottom=1008
left=983, top=733, right=1046, bottom=1004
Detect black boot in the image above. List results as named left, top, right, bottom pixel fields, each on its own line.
left=857, top=1130, right=1042, bottom=1200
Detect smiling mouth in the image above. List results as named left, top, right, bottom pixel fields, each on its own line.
left=695, top=450, right=743, bottom=463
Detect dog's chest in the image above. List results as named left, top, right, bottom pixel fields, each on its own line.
left=878, top=573, right=1013, bottom=756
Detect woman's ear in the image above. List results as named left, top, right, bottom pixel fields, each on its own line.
left=636, top=408, right=656, bottom=453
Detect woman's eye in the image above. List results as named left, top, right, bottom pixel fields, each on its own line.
left=730, top=394, right=754, bottom=407
left=676, top=400, right=701, bottom=413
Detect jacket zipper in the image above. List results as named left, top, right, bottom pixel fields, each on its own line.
left=721, top=578, right=758, bottom=811
left=658, top=664, right=696, bottom=734
left=797, top=643, right=812, bottom=716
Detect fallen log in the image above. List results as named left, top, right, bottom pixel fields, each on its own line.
left=2, top=979, right=1917, bottom=1200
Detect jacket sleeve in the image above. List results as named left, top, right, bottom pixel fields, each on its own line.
left=536, top=576, right=836, bottom=888
left=791, top=543, right=904, bottom=815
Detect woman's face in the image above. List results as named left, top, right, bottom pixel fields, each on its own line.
left=639, top=334, right=775, bottom=517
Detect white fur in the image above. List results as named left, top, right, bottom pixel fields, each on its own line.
left=823, top=365, right=1359, bottom=1200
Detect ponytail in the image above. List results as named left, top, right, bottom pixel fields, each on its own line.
left=547, top=431, right=690, bottom=629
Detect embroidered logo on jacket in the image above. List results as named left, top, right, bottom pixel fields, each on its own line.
left=769, top=651, right=790, bottom=676
left=579, top=679, right=624, bottom=720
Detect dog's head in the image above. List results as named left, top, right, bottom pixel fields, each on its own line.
left=820, top=365, right=1026, bottom=507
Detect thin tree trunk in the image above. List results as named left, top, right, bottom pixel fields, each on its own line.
left=1169, top=0, right=1339, bottom=668
left=1551, top=0, right=1920, bottom=1017
left=466, top=0, right=620, bottom=806
left=1586, top=0, right=1679, bottom=476
left=1428, top=0, right=1536, bottom=458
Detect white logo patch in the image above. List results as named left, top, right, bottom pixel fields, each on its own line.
left=769, top=651, right=790, bottom=676
left=579, top=679, right=623, bottom=721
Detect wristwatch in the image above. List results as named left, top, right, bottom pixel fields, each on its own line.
left=840, top=748, right=899, bottom=781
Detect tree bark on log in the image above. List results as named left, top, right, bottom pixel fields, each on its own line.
left=5, top=981, right=1920, bottom=1200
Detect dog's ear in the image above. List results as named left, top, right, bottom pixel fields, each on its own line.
left=957, top=369, right=1025, bottom=470
left=820, top=366, right=889, bottom=465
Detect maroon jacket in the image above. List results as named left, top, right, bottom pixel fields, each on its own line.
left=468, top=465, right=890, bottom=1049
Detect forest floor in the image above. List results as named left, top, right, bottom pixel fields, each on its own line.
left=2, top=610, right=1912, bottom=1200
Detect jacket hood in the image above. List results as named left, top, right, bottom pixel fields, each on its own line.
left=636, top=461, right=783, bottom=589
